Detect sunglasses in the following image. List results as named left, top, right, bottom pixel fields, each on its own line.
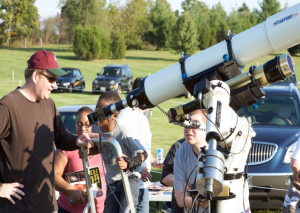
left=39, top=72, right=57, bottom=83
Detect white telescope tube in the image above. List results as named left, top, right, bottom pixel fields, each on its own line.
left=144, top=3, right=300, bottom=105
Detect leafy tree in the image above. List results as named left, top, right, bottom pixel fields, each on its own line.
left=148, top=0, right=176, bottom=49
left=181, top=0, right=211, bottom=50
left=258, top=0, right=281, bottom=22
left=288, top=44, right=300, bottom=56
left=111, top=33, right=126, bottom=59
left=209, top=3, right=229, bottom=45
left=99, top=34, right=110, bottom=59
left=121, top=0, right=153, bottom=49
left=60, top=0, right=107, bottom=42
left=41, top=16, right=60, bottom=44
left=228, top=3, right=253, bottom=35
left=0, top=0, right=39, bottom=45
left=169, top=11, right=199, bottom=55
left=73, top=26, right=101, bottom=60
left=238, top=2, right=250, bottom=12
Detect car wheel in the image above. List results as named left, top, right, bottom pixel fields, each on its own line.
left=68, top=85, right=73, bottom=93
left=117, top=85, right=121, bottom=95
left=128, top=83, right=133, bottom=92
left=185, top=91, right=191, bottom=99
left=81, top=84, right=85, bottom=93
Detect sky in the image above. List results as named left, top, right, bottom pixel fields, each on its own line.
left=34, top=0, right=300, bottom=20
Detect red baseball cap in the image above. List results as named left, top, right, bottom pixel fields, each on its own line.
left=27, top=50, right=67, bottom=76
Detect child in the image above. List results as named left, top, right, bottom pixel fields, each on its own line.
left=92, top=91, right=148, bottom=213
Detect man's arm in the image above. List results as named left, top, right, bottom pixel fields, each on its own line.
left=116, top=150, right=147, bottom=170
left=291, top=158, right=300, bottom=182
left=161, top=174, right=174, bottom=187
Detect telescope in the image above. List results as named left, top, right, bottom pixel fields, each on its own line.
left=88, top=3, right=299, bottom=124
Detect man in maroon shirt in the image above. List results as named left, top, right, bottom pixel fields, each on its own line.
left=0, top=50, right=98, bottom=213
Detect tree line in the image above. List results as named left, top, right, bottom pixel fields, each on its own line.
left=0, top=0, right=299, bottom=60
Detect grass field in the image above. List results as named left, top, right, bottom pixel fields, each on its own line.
left=1, top=45, right=299, bottom=213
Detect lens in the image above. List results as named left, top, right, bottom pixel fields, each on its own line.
left=287, top=54, right=295, bottom=74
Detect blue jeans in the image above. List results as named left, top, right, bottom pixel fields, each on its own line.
left=57, top=205, right=70, bottom=213
left=104, top=175, right=139, bottom=213
left=136, top=188, right=149, bottom=213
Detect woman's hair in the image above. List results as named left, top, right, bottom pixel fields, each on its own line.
left=76, top=106, right=93, bottom=117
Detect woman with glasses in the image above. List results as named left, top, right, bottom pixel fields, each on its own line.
left=54, top=107, right=106, bottom=213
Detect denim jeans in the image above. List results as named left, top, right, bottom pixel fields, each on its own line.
left=57, top=205, right=70, bottom=213
left=136, top=188, right=149, bottom=213
left=104, top=175, right=139, bottom=213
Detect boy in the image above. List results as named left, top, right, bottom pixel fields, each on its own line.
left=174, top=109, right=209, bottom=212
left=92, top=91, right=148, bottom=213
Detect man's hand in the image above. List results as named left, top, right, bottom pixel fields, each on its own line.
left=152, top=159, right=163, bottom=169
left=68, top=189, right=86, bottom=204
left=76, top=133, right=99, bottom=148
left=0, top=183, right=25, bottom=204
left=116, top=157, right=128, bottom=170
left=141, top=166, right=152, bottom=182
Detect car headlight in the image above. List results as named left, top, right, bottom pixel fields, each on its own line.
left=110, top=80, right=115, bottom=85
left=63, top=82, right=70, bottom=86
left=283, top=141, right=298, bottom=164
left=94, top=80, right=98, bottom=84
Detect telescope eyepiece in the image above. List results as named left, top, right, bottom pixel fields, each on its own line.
left=263, top=53, right=295, bottom=83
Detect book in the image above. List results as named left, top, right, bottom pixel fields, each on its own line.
left=65, top=166, right=103, bottom=203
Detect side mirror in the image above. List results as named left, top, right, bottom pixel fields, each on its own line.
left=97, top=73, right=100, bottom=76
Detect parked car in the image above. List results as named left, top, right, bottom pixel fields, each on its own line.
left=55, top=68, right=85, bottom=93
left=58, top=104, right=95, bottom=135
left=269, top=73, right=298, bottom=87
left=236, top=83, right=300, bottom=209
left=92, top=64, right=133, bottom=95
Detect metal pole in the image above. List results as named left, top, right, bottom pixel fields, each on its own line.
left=81, top=146, right=96, bottom=213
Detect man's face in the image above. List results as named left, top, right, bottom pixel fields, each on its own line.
left=36, top=70, right=58, bottom=100
left=184, top=111, right=207, bottom=147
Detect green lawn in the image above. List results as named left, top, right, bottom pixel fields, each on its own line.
left=1, top=45, right=299, bottom=212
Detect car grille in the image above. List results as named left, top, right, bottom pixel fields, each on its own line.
left=248, top=142, right=278, bottom=165
left=249, top=186, right=271, bottom=193
left=97, top=80, right=110, bottom=87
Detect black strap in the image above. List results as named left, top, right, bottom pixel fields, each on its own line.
left=224, top=172, right=243, bottom=180
left=179, top=53, right=190, bottom=82
left=123, top=155, right=143, bottom=172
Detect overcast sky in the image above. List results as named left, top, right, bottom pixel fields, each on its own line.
left=34, top=0, right=299, bottom=19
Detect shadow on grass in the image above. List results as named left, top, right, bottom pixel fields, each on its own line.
left=126, top=56, right=177, bottom=62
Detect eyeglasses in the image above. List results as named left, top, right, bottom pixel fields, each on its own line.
left=39, top=72, right=57, bottom=83
left=75, top=122, right=92, bottom=129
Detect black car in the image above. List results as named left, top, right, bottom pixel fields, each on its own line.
left=92, top=64, right=133, bottom=95
left=236, top=83, right=300, bottom=209
left=55, top=68, right=85, bottom=93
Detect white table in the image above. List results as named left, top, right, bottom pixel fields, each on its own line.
left=149, top=189, right=172, bottom=212
left=149, top=190, right=172, bottom=202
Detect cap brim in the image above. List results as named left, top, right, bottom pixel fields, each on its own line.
left=47, top=67, right=67, bottom=76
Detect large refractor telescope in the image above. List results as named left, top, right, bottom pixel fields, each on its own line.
left=88, top=3, right=299, bottom=124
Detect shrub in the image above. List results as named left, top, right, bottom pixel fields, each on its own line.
left=288, top=44, right=300, bottom=56
left=111, top=33, right=126, bottom=59
left=73, top=26, right=101, bottom=60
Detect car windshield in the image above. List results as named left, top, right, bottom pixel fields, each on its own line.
left=100, top=67, right=121, bottom=77
left=60, top=111, right=77, bottom=135
left=62, top=69, right=74, bottom=77
left=236, top=94, right=300, bottom=126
